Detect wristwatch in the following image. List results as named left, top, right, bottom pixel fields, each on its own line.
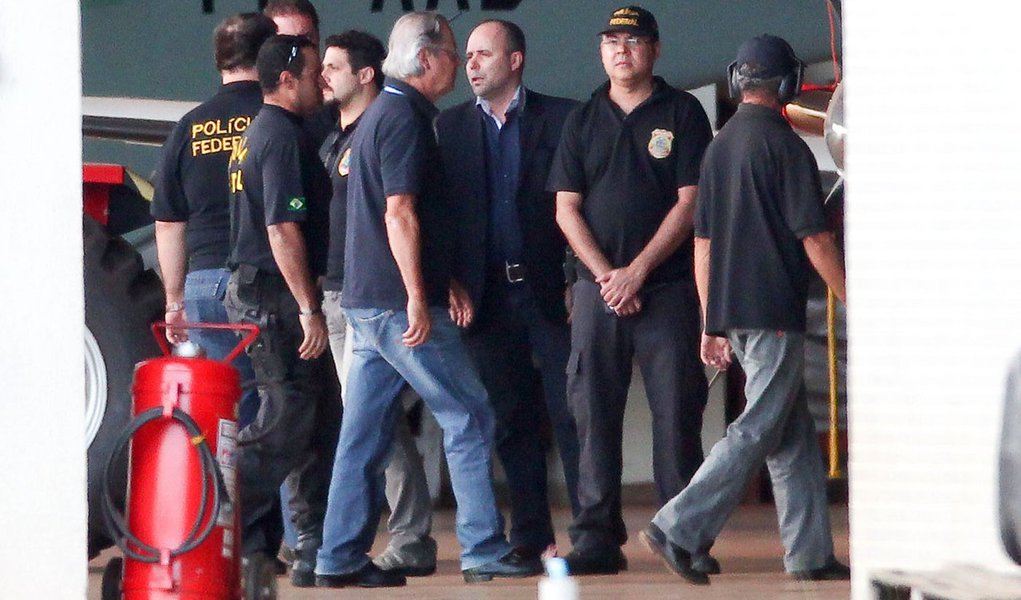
left=166, top=302, right=184, bottom=313
left=298, top=306, right=322, bottom=317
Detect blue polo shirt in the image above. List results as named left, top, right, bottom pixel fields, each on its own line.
left=342, top=78, right=452, bottom=310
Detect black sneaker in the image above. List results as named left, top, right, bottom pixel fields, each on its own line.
left=791, top=557, right=851, bottom=581
left=638, top=523, right=709, bottom=585
left=462, top=550, right=543, bottom=583
left=315, top=563, right=407, bottom=588
left=561, top=546, right=628, bottom=576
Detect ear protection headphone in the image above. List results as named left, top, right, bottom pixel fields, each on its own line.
left=727, top=42, right=806, bottom=104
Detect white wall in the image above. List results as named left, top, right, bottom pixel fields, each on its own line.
left=0, top=1, right=86, bottom=597
left=846, top=3, right=1021, bottom=598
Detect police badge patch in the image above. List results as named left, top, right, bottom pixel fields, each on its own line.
left=648, top=128, right=674, bottom=159
left=338, top=148, right=352, bottom=177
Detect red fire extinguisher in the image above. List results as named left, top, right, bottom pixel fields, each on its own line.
left=100, top=322, right=266, bottom=600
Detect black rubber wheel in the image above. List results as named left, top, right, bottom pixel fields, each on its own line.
left=84, top=215, right=164, bottom=557
left=101, top=557, right=123, bottom=600
left=870, top=580, right=911, bottom=600
left=243, top=554, right=278, bottom=600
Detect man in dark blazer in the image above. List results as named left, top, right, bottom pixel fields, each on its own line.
left=436, top=19, right=580, bottom=559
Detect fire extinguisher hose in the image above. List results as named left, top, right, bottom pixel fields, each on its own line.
left=101, top=407, right=228, bottom=563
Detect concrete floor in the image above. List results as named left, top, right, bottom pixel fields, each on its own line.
left=88, top=503, right=850, bottom=599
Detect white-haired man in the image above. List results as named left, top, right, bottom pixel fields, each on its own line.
left=313, top=12, right=541, bottom=588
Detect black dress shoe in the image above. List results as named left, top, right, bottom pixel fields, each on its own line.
left=791, top=557, right=851, bottom=581
left=315, top=563, right=407, bottom=588
left=512, top=545, right=545, bottom=561
left=638, top=524, right=709, bottom=585
left=562, top=546, right=628, bottom=576
left=462, top=550, right=543, bottom=583
left=692, top=551, right=721, bottom=575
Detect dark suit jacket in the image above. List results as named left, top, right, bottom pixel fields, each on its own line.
left=437, top=88, right=578, bottom=325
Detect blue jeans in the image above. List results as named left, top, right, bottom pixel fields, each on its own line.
left=651, top=329, right=834, bottom=572
left=323, top=291, right=436, bottom=557
left=184, top=269, right=259, bottom=425
left=316, top=307, right=511, bottom=574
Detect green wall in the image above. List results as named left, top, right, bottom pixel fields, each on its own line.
left=82, top=0, right=840, bottom=173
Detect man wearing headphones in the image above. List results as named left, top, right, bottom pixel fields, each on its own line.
left=639, top=34, right=849, bottom=585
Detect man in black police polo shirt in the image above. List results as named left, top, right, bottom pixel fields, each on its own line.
left=642, top=34, right=849, bottom=585
left=315, top=12, right=539, bottom=588
left=225, top=33, right=332, bottom=584
left=152, top=12, right=274, bottom=424
left=319, top=30, right=439, bottom=576
left=547, top=5, right=714, bottom=575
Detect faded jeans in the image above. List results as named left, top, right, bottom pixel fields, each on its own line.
left=322, top=291, right=435, bottom=561
left=316, top=307, right=510, bottom=574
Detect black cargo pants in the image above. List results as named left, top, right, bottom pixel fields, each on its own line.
left=566, top=278, right=708, bottom=551
left=224, top=264, right=340, bottom=555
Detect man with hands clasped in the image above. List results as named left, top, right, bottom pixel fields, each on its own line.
left=547, top=5, right=715, bottom=576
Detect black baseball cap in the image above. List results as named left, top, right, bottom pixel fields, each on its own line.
left=735, top=34, right=799, bottom=78
left=600, top=6, right=659, bottom=41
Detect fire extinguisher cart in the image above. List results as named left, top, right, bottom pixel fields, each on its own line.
left=100, top=323, right=274, bottom=600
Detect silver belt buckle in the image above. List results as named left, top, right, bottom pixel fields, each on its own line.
left=505, top=263, right=525, bottom=283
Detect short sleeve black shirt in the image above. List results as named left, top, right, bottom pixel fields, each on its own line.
left=342, top=78, right=451, bottom=310
left=151, top=81, right=262, bottom=271
left=321, top=115, right=361, bottom=292
left=228, top=104, right=331, bottom=276
left=547, top=77, right=712, bottom=287
left=694, top=103, right=826, bottom=335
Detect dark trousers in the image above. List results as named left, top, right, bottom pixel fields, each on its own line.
left=283, top=345, right=341, bottom=548
left=463, top=285, right=578, bottom=552
left=567, top=279, right=707, bottom=550
left=224, top=266, right=339, bottom=555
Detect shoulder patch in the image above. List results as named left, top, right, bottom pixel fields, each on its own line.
left=288, top=197, right=306, bottom=211
left=648, top=128, right=674, bottom=159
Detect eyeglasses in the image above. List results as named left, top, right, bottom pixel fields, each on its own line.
left=430, top=45, right=461, bottom=62
left=600, top=35, right=647, bottom=49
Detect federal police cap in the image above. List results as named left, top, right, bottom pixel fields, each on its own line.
left=735, top=34, right=799, bottom=78
left=600, top=6, right=659, bottom=41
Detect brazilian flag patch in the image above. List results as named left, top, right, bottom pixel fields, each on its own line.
left=288, top=196, right=306, bottom=211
